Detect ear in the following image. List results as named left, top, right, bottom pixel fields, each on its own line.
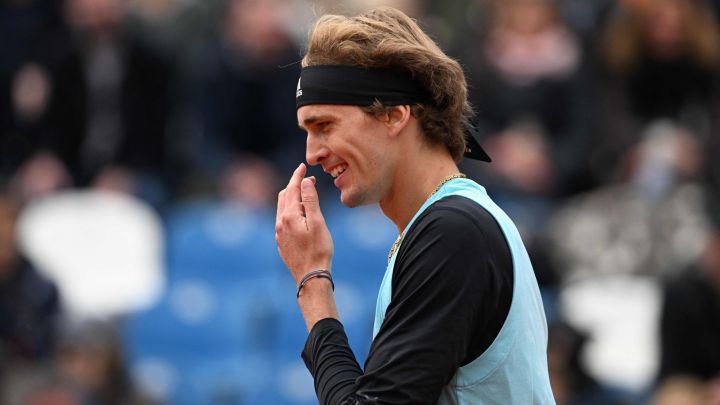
left=384, top=105, right=412, bottom=138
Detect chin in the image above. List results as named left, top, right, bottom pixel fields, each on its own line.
left=339, top=193, right=361, bottom=208
left=339, top=188, right=375, bottom=208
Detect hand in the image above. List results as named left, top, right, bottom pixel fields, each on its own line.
left=276, top=163, right=334, bottom=284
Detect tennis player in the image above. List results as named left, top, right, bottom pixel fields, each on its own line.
left=275, top=7, right=554, bottom=404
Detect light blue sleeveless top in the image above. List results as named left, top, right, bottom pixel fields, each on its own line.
left=373, top=178, right=555, bottom=404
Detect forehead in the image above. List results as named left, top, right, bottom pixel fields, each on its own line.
left=297, top=104, right=363, bottom=127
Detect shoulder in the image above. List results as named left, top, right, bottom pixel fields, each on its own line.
left=395, top=194, right=511, bottom=276
left=409, top=194, right=502, bottom=242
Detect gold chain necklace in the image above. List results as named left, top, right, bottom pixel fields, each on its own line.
left=386, top=173, right=466, bottom=263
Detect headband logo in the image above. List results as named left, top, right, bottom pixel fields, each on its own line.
left=296, top=78, right=302, bottom=98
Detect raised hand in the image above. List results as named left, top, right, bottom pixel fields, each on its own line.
left=275, top=163, right=334, bottom=284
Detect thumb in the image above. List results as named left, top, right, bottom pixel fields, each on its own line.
left=301, top=177, right=323, bottom=226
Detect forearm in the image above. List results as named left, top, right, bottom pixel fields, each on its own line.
left=297, top=277, right=340, bottom=332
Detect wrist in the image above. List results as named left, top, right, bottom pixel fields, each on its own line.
left=300, top=275, right=333, bottom=292
left=296, top=269, right=334, bottom=298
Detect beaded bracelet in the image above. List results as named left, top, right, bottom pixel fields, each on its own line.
left=296, top=269, right=334, bottom=298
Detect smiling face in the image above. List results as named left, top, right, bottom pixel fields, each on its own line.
left=298, top=104, right=398, bottom=208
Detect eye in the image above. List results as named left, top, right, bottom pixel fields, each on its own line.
left=317, top=121, right=332, bottom=133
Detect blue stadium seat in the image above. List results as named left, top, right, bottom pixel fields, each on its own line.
left=125, top=200, right=283, bottom=404
left=164, top=201, right=280, bottom=281
left=124, top=276, right=281, bottom=401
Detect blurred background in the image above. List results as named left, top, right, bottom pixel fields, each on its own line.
left=1, top=0, right=719, bottom=403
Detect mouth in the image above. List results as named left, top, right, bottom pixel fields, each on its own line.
left=327, top=163, right=348, bottom=179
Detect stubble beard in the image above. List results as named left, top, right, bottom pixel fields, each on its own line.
left=340, top=178, right=380, bottom=209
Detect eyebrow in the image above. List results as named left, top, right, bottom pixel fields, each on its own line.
left=299, top=114, right=335, bottom=129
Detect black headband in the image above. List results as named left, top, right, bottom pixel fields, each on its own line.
left=296, top=65, right=431, bottom=108
left=295, top=65, right=491, bottom=161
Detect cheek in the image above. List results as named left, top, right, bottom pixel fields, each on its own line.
left=343, top=123, right=391, bottom=176
left=352, top=147, right=379, bottom=175
left=355, top=148, right=390, bottom=193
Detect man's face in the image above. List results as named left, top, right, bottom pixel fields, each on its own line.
left=298, top=104, right=396, bottom=207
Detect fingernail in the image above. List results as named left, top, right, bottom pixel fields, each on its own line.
left=302, top=178, right=312, bottom=189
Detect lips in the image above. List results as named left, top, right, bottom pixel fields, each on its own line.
left=327, top=163, right=348, bottom=178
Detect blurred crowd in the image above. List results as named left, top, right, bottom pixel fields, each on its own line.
left=1, top=0, right=720, bottom=404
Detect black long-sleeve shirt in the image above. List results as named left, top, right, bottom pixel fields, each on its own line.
left=302, top=195, right=514, bottom=404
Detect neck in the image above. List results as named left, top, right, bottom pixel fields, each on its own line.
left=379, top=148, right=461, bottom=232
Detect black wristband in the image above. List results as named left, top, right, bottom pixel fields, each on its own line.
left=297, top=270, right=334, bottom=298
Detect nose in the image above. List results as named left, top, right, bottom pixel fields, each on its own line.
left=306, top=134, right=329, bottom=166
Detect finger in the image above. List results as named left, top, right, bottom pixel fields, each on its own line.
left=276, top=189, right=286, bottom=221
left=301, top=177, right=325, bottom=229
left=285, top=163, right=307, bottom=211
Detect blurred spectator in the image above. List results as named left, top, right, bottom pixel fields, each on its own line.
left=2, top=319, right=153, bottom=405
left=461, top=0, right=591, bottom=196
left=55, top=318, right=152, bottom=404
left=593, top=0, right=720, bottom=182
left=550, top=121, right=708, bottom=282
left=2, top=55, right=74, bottom=204
left=0, top=0, right=66, bottom=176
left=1, top=58, right=64, bottom=180
left=220, top=154, right=280, bottom=209
left=2, top=0, right=174, bottom=204
left=182, top=0, right=305, bottom=183
left=434, top=0, right=615, bottom=51
left=656, top=221, right=720, bottom=403
left=40, top=0, right=171, bottom=203
left=603, top=0, right=720, bottom=119
left=8, top=151, right=72, bottom=204
left=0, top=196, right=59, bottom=372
